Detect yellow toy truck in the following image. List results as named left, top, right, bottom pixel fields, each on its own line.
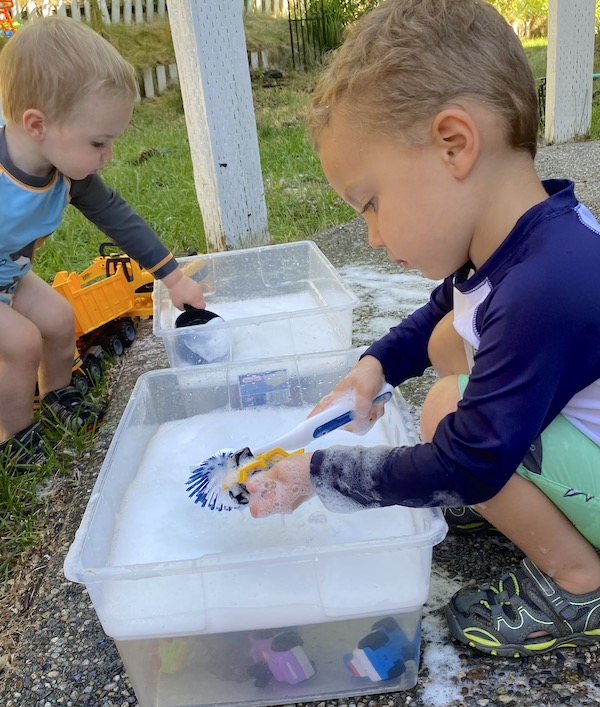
left=51, top=243, right=155, bottom=393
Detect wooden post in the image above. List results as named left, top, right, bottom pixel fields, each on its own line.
left=123, top=0, right=132, bottom=24
left=69, top=0, right=80, bottom=20
left=156, top=64, right=167, bottom=93
left=545, top=0, right=596, bottom=143
left=142, top=67, right=154, bottom=98
left=111, top=0, right=120, bottom=24
left=168, top=1, right=270, bottom=251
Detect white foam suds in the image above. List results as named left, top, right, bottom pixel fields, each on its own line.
left=169, top=290, right=348, bottom=361
left=109, top=406, right=411, bottom=567
left=100, top=405, right=437, bottom=636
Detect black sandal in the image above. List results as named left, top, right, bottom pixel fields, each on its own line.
left=445, top=558, right=600, bottom=657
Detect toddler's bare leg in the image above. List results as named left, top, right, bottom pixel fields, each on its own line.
left=13, top=272, right=75, bottom=398
left=421, top=376, right=600, bottom=595
left=0, top=303, right=42, bottom=441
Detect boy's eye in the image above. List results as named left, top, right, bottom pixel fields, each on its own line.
left=361, top=200, right=375, bottom=214
left=91, top=142, right=105, bottom=149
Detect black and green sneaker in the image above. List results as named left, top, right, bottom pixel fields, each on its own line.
left=442, top=506, right=496, bottom=535
left=445, top=557, right=600, bottom=658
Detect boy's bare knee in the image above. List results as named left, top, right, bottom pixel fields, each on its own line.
left=428, top=312, right=469, bottom=377
left=38, top=293, right=76, bottom=346
left=420, top=375, right=462, bottom=442
left=51, top=296, right=76, bottom=342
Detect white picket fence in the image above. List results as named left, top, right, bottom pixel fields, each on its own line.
left=13, top=0, right=288, bottom=23
left=242, top=0, right=288, bottom=15
left=12, top=0, right=166, bottom=24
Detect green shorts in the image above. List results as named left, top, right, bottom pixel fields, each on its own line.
left=458, top=374, right=600, bottom=548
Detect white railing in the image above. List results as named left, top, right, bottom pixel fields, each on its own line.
left=12, top=1, right=288, bottom=23
left=12, top=0, right=167, bottom=24
left=242, top=0, right=288, bottom=16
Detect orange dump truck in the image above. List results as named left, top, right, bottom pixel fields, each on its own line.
left=51, top=245, right=155, bottom=391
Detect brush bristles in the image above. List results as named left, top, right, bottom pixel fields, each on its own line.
left=186, top=449, right=240, bottom=511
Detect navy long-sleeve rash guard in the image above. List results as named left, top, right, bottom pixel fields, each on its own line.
left=310, top=180, right=600, bottom=511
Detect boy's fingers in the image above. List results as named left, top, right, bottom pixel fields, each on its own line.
left=246, top=455, right=314, bottom=517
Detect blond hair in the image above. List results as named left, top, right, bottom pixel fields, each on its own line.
left=307, top=0, right=539, bottom=157
left=0, top=16, right=137, bottom=124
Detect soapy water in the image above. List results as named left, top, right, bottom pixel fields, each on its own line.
left=110, top=405, right=413, bottom=567
left=170, top=291, right=348, bottom=363
left=102, top=405, right=430, bottom=636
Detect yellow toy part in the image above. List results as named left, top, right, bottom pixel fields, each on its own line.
left=223, top=447, right=305, bottom=490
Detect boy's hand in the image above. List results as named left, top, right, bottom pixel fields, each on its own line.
left=246, top=453, right=314, bottom=517
left=162, top=270, right=206, bottom=310
left=309, top=355, right=387, bottom=435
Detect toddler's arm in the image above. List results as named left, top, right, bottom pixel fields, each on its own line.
left=161, top=268, right=206, bottom=310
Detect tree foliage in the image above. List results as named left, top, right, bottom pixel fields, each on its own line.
left=488, top=0, right=548, bottom=22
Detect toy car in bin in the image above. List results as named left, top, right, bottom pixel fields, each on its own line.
left=248, top=628, right=315, bottom=687
left=344, top=617, right=419, bottom=682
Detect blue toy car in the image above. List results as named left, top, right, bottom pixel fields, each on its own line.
left=344, top=617, right=419, bottom=682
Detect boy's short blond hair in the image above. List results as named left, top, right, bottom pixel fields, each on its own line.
left=307, top=0, right=539, bottom=157
left=0, top=16, right=137, bottom=125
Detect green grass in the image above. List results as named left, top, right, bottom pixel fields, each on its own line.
left=522, top=37, right=549, bottom=80
left=35, top=73, right=354, bottom=282
left=523, top=37, right=600, bottom=140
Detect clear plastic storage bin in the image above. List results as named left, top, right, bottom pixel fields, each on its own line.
left=152, top=241, right=359, bottom=367
left=64, top=349, right=447, bottom=707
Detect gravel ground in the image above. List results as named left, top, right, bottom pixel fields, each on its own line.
left=1, top=141, right=600, bottom=707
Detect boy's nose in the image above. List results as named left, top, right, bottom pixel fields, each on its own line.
left=367, top=224, right=385, bottom=249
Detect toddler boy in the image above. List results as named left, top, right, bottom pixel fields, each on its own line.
left=0, top=17, right=205, bottom=467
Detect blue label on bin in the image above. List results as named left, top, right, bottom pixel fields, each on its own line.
left=239, top=369, right=291, bottom=408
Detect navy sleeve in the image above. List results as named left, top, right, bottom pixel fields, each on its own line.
left=69, top=174, right=178, bottom=279
left=311, top=239, right=600, bottom=510
left=364, top=276, right=454, bottom=385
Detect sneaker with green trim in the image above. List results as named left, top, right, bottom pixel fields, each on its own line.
left=444, top=557, right=600, bottom=658
left=442, top=506, right=497, bottom=535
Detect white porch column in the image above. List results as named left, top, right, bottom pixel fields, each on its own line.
left=167, top=1, right=270, bottom=251
left=545, top=0, right=596, bottom=143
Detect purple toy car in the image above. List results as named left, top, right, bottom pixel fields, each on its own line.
left=248, top=629, right=315, bottom=687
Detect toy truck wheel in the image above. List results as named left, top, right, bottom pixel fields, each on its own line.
left=71, top=370, right=89, bottom=396
left=271, top=631, right=303, bottom=652
left=357, top=630, right=388, bottom=651
left=371, top=617, right=399, bottom=634
left=102, top=334, right=124, bottom=356
left=116, top=319, right=136, bottom=347
left=84, top=355, right=102, bottom=383
left=385, top=658, right=406, bottom=680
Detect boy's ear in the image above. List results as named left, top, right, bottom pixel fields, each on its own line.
left=22, top=109, right=48, bottom=142
left=431, top=108, right=479, bottom=180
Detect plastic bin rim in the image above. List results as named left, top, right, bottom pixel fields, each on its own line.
left=64, top=512, right=448, bottom=585
left=152, top=240, right=359, bottom=335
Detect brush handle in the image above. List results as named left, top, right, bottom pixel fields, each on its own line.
left=252, top=382, right=394, bottom=456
